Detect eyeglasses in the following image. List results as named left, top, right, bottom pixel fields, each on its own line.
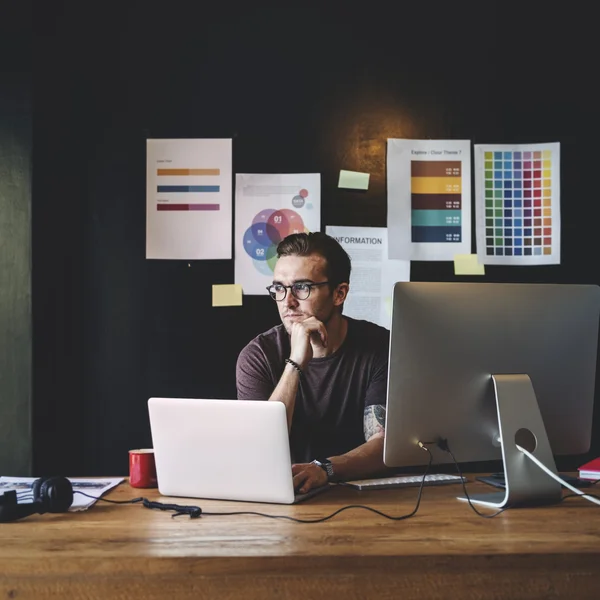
left=266, top=281, right=330, bottom=301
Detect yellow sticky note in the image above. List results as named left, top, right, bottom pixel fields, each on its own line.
left=338, top=170, right=370, bottom=190
left=212, top=284, right=243, bottom=307
left=454, top=254, right=485, bottom=276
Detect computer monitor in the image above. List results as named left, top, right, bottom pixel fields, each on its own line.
left=383, top=281, right=600, bottom=508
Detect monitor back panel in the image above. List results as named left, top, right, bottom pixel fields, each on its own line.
left=384, top=282, right=600, bottom=468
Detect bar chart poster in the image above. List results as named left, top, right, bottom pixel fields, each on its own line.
left=387, top=139, right=471, bottom=261
left=474, top=142, right=560, bottom=265
left=234, top=173, right=321, bottom=295
left=146, top=139, right=232, bottom=259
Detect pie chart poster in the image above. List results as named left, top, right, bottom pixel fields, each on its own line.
left=235, top=173, right=321, bottom=295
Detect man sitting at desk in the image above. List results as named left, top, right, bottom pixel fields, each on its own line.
left=236, top=232, right=391, bottom=493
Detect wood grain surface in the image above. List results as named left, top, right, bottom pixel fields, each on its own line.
left=1, top=477, right=599, bottom=599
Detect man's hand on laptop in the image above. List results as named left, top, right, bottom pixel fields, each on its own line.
left=291, top=462, right=328, bottom=494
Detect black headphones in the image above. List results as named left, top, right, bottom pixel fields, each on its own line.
left=0, top=476, right=74, bottom=523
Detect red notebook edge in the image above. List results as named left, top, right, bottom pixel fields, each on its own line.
left=578, top=456, right=600, bottom=479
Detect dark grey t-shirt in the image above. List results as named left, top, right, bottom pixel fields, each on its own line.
left=236, top=317, right=390, bottom=463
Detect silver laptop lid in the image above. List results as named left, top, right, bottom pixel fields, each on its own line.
left=148, top=398, right=296, bottom=504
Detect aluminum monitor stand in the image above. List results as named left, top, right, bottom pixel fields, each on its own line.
left=458, top=374, right=563, bottom=508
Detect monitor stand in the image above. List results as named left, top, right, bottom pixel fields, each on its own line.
left=458, top=374, right=562, bottom=508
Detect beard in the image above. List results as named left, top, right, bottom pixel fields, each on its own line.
left=281, top=304, right=337, bottom=335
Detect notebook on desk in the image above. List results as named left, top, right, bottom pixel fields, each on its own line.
left=147, top=397, right=329, bottom=504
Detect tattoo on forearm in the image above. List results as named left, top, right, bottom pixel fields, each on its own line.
left=364, top=404, right=386, bottom=440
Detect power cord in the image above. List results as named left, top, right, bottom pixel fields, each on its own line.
left=427, top=438, right=600, bottom=513
left=16, top=489, right=204, bottom=519
left=516, top=445, right=600, bottom=507
left=196, top=445, right=434, bottom=523
left=421, top=438, right=506, bottom=518
left=560, top=492, right=600, bottom=503
left=74, top=491, right=203, bottom=517
left=70, top=448, right=436, bottom=523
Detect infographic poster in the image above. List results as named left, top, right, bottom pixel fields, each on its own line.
left=146, top=138, right=232, bottom=260
left=235, top=174, right=321, bottom=295
left=326, top=226, right=410, bottom=329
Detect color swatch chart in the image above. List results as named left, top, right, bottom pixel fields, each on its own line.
left=387, top=138, right=471, bottom=262
left=411, top=161, right=462, bottom=243
left=484, top=150, right=552, bottom=256
left=475, top=143, right=560, bottom=266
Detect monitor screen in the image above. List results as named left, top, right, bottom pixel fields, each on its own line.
left=383, top=282, right=600, bottom=483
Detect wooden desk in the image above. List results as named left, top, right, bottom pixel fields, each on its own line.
left=1, top=477, right=599, bottom=599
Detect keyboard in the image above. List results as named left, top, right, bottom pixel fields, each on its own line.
left=342, top=473, right=466, bottom=491
left=293, top=485, right=330, bottom=503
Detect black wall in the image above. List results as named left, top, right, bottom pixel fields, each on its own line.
left=32, top=2, right=599, bottom=476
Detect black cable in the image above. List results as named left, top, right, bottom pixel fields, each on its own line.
left=560, top=492, right=600, bottom=503
left=75, top=491, right=201, bottom=518
left=203, top=503, right=412, bottom=523
left=422, top=439, right=506, bottom=518
left=584, top=478, right=600, bottom=487
left=75, top=491, right=145, bottom=504
left=73, top=470, right=600, bottom=521
left=16, top=462, right=600, bottom=522
left=75, top=451, right=435, bottom=523
left=431, top=439, right=600, bottom=514
left=203, top=447, right=435, bottom=523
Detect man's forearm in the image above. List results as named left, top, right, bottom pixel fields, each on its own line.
left=268, top=363, right=300, bottom=432
left=328, top=436, right=395, bottom=482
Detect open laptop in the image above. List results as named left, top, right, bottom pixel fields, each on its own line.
left=147, top=397, right=330, bottom=504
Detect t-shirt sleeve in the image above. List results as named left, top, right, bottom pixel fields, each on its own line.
left=363, top=334, right=389, bottom=410
left=236, top=339, right=276, bottom=400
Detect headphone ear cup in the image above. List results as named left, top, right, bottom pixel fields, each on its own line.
left=31, top=477, right=49, bottom=502
left=32, top=476, right=73, bottom=513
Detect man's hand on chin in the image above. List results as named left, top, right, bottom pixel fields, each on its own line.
left=291, top=462, right=328, bottom=494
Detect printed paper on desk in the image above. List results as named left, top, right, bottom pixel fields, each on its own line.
left=0, top=477, right=125, bottom=511
left=338, top=170, right=370, bottom=190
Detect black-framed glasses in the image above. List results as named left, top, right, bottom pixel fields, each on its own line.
left=266, top=281, right=330, bottom=301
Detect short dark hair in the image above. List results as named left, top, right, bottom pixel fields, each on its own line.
left=276, top=232, right=351, bottom=287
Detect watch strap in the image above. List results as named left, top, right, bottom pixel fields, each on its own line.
left=312, top=458, right=334, bottom=479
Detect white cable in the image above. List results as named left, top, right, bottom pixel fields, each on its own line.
left=516, top=444, right=600, bottom=506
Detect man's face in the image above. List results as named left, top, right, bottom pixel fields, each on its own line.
left=272, top=254, right=342, bottom=333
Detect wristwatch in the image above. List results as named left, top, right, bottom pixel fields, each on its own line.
left=312, top=458, right=334, bottom=481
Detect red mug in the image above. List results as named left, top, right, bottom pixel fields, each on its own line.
left=129, top=449, right=158, bottom=488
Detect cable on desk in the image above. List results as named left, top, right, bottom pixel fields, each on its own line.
left=516, top=445, right=600, bottom=507
left=202, top=445, right=435, bottom=523
left=74, top=491, right=203, bottom=518
left=72, top=448, right=435, bottom=523
left=560, top=492, right=600, bottom=503
left=421, top=439, right=506, bottom=519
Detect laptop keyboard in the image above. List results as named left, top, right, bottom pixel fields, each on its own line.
left=343, top=473, right=465, bottom=491
left=293, top=485, right=330, bottom=503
